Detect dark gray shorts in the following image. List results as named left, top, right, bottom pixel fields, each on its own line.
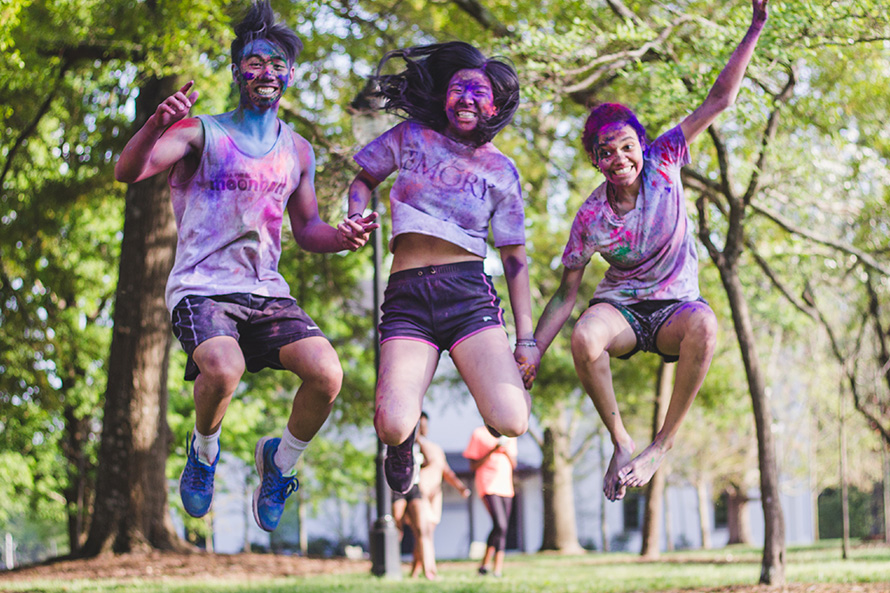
left=392, top=484, right=422, bottom=502
left=379, top=261, right=505, bottom=352
left=588, top=297, right=709, bottom=363
left=171, top=293, right=326, bottom=381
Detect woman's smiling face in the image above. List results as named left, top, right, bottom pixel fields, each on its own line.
left=443, top=68, right=497, bottom=142
left=594, top=123, right=645, bottom=187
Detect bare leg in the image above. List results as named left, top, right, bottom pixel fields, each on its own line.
left=418, top=513, right=438, bottom=579
left=404, top=499, right=434, bottom=579
left=570, top=305, right=637, bottom=501
left=450, top=328, right=531, bottom=438
left=374, top=339, right=440, bottom=446
left=479, top=545, right=495, bottom=574
left=618, top=302, right=718, bottom=488
left=192, top=336, right=245, bottom=435
left=278, top=337, right=343, bottom=442
left=410, top=542, right=422, bottom=578
left=492, top=549, right=506, bottom=577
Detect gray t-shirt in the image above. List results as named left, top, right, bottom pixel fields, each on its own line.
left=354, top=121, right=525, bottom=257
left=561, top=125, right=700, bottom=303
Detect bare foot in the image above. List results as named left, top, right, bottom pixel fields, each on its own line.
left=604, top=440, right=635, bottom=501
left=617, top=440, right=670, bottom=489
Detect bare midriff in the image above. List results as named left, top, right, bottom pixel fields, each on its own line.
left=390, top=233, right=482, bottom=273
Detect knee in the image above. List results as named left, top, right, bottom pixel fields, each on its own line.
left=484, top=394, right=530, bottom=438
left=493, top=414, right=528, bottom=439
left=374, top=410, right=418, bottom=446
left=685, top=308, right=718, bottom=355
left=196, top=348, right=245, bottom=391
left=570, top=325, right=608, bottom=366
left=301, top=352, right=343, bottom=404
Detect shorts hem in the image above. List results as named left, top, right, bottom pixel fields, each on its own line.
left=380, top=335, right=440, bottom=351
left=450, top=324, right=504, bottom=350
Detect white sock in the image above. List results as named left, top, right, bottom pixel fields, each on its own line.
left=192, top=426, right=221, bottom=466
left=274, top=427, right=309, bottom=474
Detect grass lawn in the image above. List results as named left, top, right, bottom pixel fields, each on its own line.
left=0, top=541, right=887, bottom=593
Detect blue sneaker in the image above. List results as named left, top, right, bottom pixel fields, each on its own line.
left=179, top=433, right=218, bottom=518
left=384, top=430, right=416, bottom=494
left=253, top=437, right=299, bottom=532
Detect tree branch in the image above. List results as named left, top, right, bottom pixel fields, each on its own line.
left=751, top=202, right=890, bottom=276
left=562, top=17, right=689, bottom=98
left=604, top=0, right=643, bottom=27
left=695, top=195, right=724, bottom=267
left=743, top=64, right=796, bottom=208
left=1, top=58, right=71, bottom=190
left=449, top=0, right=512, bottom=37
left=744, top=237, right=815, bottom=319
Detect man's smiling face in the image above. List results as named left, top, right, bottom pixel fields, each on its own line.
left=234, top=39, right=294, bottom=109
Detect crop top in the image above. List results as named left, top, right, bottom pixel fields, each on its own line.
left=354, top=121, right=525, bottom=257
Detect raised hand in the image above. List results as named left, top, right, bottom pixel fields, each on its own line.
left=752, top=0, right=768, bottom=27
left=154, top=81, right=200, bottom=129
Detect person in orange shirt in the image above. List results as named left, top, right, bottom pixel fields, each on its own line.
left=463, top=425, right=517, bottom=578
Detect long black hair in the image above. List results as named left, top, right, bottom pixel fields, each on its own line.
left=372, top=41, right=520, bottom=146
left=230, top=1, right=303, bottom=65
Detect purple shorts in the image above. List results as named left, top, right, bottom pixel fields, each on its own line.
left=379, top=261, right=505, bottom=352
left=171, top=293, right=326, bottom=381
left=589, top=297, right=709, bottom=363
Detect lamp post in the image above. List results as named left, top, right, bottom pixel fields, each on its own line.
left=350, top=91, right=401, bottom=579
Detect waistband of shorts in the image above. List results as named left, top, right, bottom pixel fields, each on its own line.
left=388, top=260, right=484, bottom=282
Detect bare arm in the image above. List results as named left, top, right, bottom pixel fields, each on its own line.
left=524, top=266, right=586, bottom=382
left=288, top=142, right=377, bottom=252
left=115, top=81, right=202, bottom=183
left=680, top=0, right=769, bottom=144
left=499, top=244, right=534, bottom=342
left=499, top=244, right=538, bottom=386
left=443, top=463, right=470, bottom=497
left=468, top=443, right=515, bottom=470
left=346, top=169, right=382, bottom=218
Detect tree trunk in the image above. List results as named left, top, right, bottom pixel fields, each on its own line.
left=839, top=384, right=850, bottom=559
left=540, top=408, right=584, bottom=553
left=80, top=74, right=186, bottom=556
left=62, top=404, right=92, bottom=554
left=726, top=485, right=753, bottom=545
left=641, top=361, right=674, bottom=558
left=696, top=479, right=712, bottom=549
left=883, top=440, right=890, bottom=544
left=717, top=267, right=785, bottom=583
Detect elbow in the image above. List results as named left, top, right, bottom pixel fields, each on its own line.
left=707, top=87, right=737, bottom=113
left=113, top=166, right=131, bottom=184
left=114, top=162, right=140, bottom=184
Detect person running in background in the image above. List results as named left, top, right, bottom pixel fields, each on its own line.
left=463, top=424, right=517, bottom=578
left=114, top=0, right=376, bottom=532
left=344, top=41, right=534, bottom=496
left=526, top=0, right=769, bottom=502
left=409, top=412, right=471, bottom=579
